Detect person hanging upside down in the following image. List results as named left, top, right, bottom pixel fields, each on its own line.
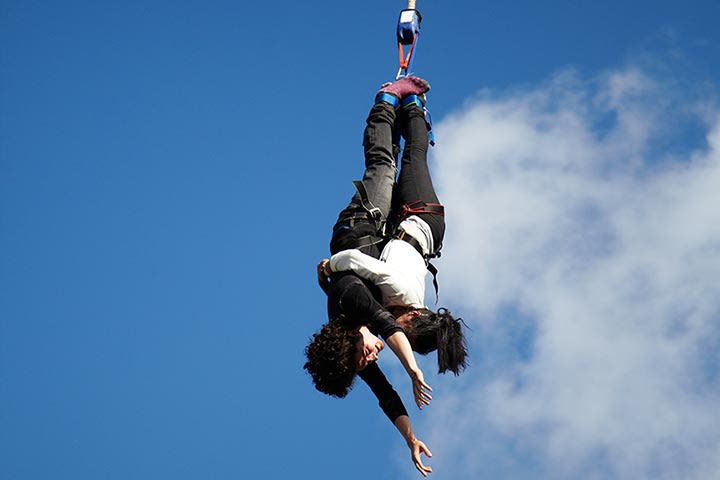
left=306, top=76, right=432, bottom=475
left=304, top=76, right=466, bottom=477
left=317, top=87, right=467, bottom=376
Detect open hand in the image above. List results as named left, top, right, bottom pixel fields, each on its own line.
left=409, top=438, right=433, bottom=477
left=410, top=369, right=433, bottom=409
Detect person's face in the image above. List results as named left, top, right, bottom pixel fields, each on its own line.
left=354, top=326, right=385, bottom=371
left=391, top=309, right=421, bottom=350
left=394, top=309, right=420, bottom=329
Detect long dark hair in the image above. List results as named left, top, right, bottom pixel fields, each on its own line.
left=410, top=308, right=468, bottom=375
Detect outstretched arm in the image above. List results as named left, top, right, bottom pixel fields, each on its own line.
left=359, top=365, right=432, bottom=476
left=385, top=331, right=433, bottom=409
left=394, top=415, right=433, bottom=477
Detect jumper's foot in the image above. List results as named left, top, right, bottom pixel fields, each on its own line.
left=375, top=76, right=430, bottom=107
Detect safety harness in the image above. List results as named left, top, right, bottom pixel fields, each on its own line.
left=391, top=201, right=444, bottom=302
left=352, top=179, right=384, bottom=226
left=350, top=176, right=446, bottom=301
left=333, top=180, right=389, bottom=253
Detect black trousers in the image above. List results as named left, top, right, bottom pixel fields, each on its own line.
left=330, top=103, right=397, bottom=258
left=330, top=103, right=445, bottom=257
left=393, top=105, right=445, bottom=253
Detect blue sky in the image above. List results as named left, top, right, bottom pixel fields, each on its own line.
left=2, top=1, right=720, bottom=479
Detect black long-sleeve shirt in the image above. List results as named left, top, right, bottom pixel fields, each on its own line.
left=327, top=272, right=408, bottom=422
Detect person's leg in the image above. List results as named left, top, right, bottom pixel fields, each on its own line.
left=393, top=102, right=445, bottom=252
left=330, top=103, right=397, bottom=257
left=330, top=77, right=432, bottom=257
left=358, top=102, right=398, bottom=220
left=355, top=76, right=431, bottom=222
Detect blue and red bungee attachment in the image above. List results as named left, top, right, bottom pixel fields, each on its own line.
left=391, top=1, right=435, bottom=146
left=396, top=8, right=422, bottom=79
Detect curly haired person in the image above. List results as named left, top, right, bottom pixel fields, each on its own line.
left=305, top=76, right=467, bottom=477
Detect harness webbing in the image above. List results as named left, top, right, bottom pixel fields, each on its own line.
left=393, top=198, right=444, bottom=301
left=398, top=200, right=444, bottom=219
left=352, top=233, right=386, bottom=251
left=427, top=262, right=440, bottom=304
left=352, top=180, right=383, bottom=224
left=375, top=92, right=400, bottom=109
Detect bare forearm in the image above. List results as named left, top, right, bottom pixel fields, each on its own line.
left=386, top=331, right=419, bottom=375
left=394, top=414, right=416, bottom=445
left=386, top=331, right=433, bottom=409
left=395, top=415, right=434, bottom=476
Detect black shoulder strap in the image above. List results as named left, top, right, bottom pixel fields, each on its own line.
left=427, top=261, right=439, bottom=304
left=352, top=180, right=383, bottom=223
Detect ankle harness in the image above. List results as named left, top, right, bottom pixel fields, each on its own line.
left=401, top=95, right=436, bottom=146
left=375, top=92, right=400, bottom=109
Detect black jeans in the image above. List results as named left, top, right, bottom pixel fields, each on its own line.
left=330, top=103, right=397, bottom=258
left=330, top=103, right=445, bottom=257
left=393, top=106, right=445, bottom=253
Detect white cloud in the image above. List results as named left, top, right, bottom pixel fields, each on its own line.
left=415, top=68, right=720, bottom=479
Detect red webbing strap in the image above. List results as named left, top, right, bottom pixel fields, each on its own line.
left=398, top=200, right=444, bottom=218
left=397, top=36, right=418, bottom=71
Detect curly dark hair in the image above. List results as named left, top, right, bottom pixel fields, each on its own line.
left=409, top=307, right=468, bottom=375
left=304, top=320, right=359, bottom=398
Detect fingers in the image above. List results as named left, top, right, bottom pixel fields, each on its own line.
left=414, top=394, right=431, bottom=408
left=316, top=259, right=331, bottom=279
left=417, top=381, right=433, bottom=396
left=413, top=380, right=433, bottom=409
left=413, top=455, right=428, bottom=476
left=414, top=388, right=432, bottom=409
left=316, top=260, right=331, bottom=294
left=416, top=387, right=432, bottom=401
left=417, top=375, right=433, bottom=392
left=412, top=446, right=433, bottom=477
left=421, top=380, right=432, bottom=392
left=417, top=463, right=433, bottom=476
left=412, top=370, right=433, bottom=392
left=414, top=459, right=431, bottom=477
